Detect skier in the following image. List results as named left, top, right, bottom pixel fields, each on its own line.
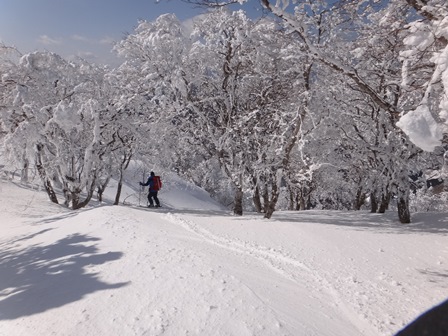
left=139, top=171, right=162, bottom=208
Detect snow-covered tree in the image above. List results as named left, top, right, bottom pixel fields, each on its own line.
left=179, top=0, right=437, bottom=223
left=112, top=13, right=188, bottom=174
left=0, top=51, right=122, bottom=209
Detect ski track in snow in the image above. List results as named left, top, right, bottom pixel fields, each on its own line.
left=160, top=211, right=448, bottom=336
left=163, top=212, right=378, bottom=336
left=95, top=208, right=292, bottom=336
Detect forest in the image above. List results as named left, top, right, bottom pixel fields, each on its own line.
left=0, top=0, right=447, bottom=223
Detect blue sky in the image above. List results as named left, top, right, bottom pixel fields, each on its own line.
left=0, top=0, right=262, bottom=66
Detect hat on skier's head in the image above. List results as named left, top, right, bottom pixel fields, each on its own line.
left=150, top=171, right=155, bottom=176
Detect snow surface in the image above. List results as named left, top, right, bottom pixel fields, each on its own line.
left=0, top=173, right=447, bottom=336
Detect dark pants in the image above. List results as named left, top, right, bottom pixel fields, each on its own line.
left=147, top=191, right=160, bottom=207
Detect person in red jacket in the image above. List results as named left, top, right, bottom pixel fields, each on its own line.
left=140, top=171, right=161, bottom=207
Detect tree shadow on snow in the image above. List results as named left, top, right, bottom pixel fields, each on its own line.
left=9, top=228, right=55, bottom=243
left=31, top=211, right=80, bottom=225
left=268, top=210, right=448, bottom=235
left=0, top=232, right=128, bottom=320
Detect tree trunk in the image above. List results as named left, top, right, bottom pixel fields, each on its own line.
left=288, top=189, right=294, bottom=210
left=353, top=187, right=365, bottom=210
left=264, top=181, right=280, bottom=219
left=262, top=183, right=269, bottom=211
left=397, top=195, right=411, bottom=224
left=35, top=144, right=58, bottom=204
left=114, top=179, right=122, bottom=206
left=98, top=187, right=103, bottom=203
left=252, top=185, right=263, bottom=213
left=21, top=157, right=29, bottom=183
left=370, top=192, right=378, bottom=213
left=62, top=184, right=71, bottom=207
left=295, top=192, right=300, bottom=210
left=378, top=192, right=390, bottom=213
left=396, top=171, right=411, bottom=223
left=299, top=194, right=306, bottom=210
left=233, top=187, right=243, bottom=216
left=72, top=177, right=97, bottom=210
left=97, top=176, right=110, bottom=203
left=114, top=153, right=132, bottom=205
left=306, top=195, right=312, bottom=210
left=71, top=189, right=81, bottom=209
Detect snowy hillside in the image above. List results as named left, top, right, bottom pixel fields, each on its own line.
left=0, top=174, right=447, bottom=336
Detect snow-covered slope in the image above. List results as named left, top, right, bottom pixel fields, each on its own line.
left=105, top=169, right=226, bottom=211
left=0, top=175, right=447, bottom=336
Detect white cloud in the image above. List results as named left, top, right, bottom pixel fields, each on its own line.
left=37, top=35, right=61, bottom=45
left=71, top=34, right=89, bottom=42
left=99, top=36, right=115, bottom=45
left=76, top=51, right=96, bottom=59
left=71, top=34, right=115, bottom=46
